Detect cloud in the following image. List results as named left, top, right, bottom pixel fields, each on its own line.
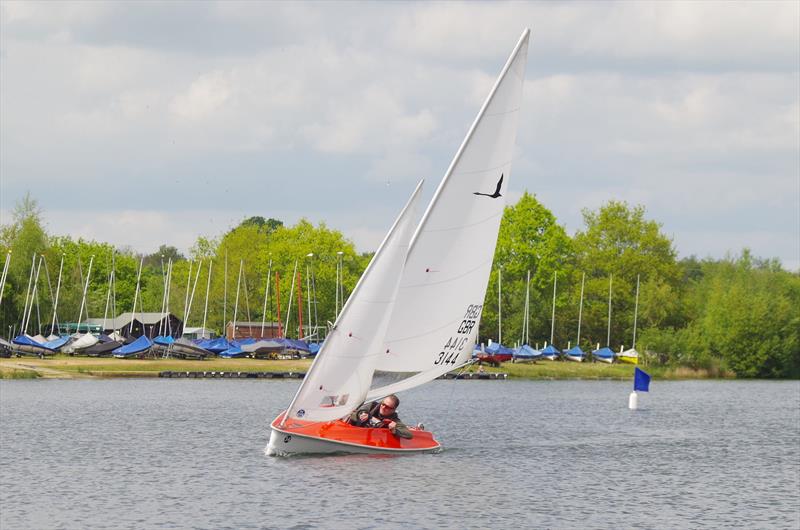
left=1, top=1, right=798, bottom=270
left=169, top=71, right=232, bottom=121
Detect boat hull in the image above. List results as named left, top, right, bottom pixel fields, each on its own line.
left=595, top=356, right=614, bottom=364
left=266, top=413, right=440, bottom=456
left=617, top=356, right=638, bottom=365
left=564, top=354, right=583, bottom=362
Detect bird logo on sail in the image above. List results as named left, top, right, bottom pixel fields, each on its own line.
left=473, top=174, right=503, bottom=198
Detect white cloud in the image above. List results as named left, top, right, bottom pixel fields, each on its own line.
left=1, top=1, right=798, bottom=270
left=169, top=71, right=232, bottom=121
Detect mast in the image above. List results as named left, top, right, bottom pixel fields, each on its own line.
left=111, top=252, right=117, bottom=332
left=223, top=251, right=228, bottom=334
left=522, top=270, right=530, bottom=346
left=185, top=260, right=203, bottom=333
left=129, top=257, right=144, bottom=337
left=27, top=256, right=44, bottom=335
left=305, top=255, right=312, bottom=338
left=260, top=259, right=272, bottom=337
left=550, top=271, right=557, bottom=345
left=20, top=253, right=36, bottom=334
left=606, top=274, right=613, bottom=348
left=0, top=251, right=11, bottom=308
left=284, top=260, right=298, bottom=338
left=202, top=260, right=213, bottom=337
left=275, top=270, right=283, bottom=338
left=497, top=267, right=502, bottom=345
left=311, top=258, right=318, bottom=338
left=335, top=251, right=342, bottom=320
left=297, top=269, right=304, bottom=339
left=102, top=256, right=113, bottom=333
left=576, top=272, right=585, bottom=346
left=164, top=260, right=174, bottom=336
left=183, top=260, right=193, bottom=328
left=243, top=268, right=253, bottom=327
left=50, top=254, right=64, bottom=335
left=76, top=256, right=94, bottom=334
left=232, top=259, right=243, bottom=340
left=158, top=256, right=168, bottom=336
left=632, top=274, right=640, bottom=349
left=41, top=255, right=55, bottom=334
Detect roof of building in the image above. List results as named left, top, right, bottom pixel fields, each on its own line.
left=85, top=313, right=182, bottom=329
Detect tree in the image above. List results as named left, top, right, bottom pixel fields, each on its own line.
left=0, top=194, right=50, bottom=336
left=573, top=201, right=679, bottom=352
left=479, top=192, right=574, bottom=346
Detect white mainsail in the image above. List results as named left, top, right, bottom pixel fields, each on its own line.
left=367, top=29, right=530, bottom=400
left=282, top=181, right=424, bottom=424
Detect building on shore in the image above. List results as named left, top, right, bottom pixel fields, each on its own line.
left=85, top=312, right=183, bottom=338
left=226, top=321, right=282, bottom=340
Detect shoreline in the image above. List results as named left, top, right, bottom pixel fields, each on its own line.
left=0, top=356, right=734, bottom=381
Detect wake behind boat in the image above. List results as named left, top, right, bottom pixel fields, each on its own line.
left=267, top=28, right=530, bottom=456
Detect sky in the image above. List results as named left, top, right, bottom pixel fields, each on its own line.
left=1, top=1, right=798, bottom=270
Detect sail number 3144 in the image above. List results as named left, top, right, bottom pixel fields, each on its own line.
left=434, top=304, right=483, bottom=365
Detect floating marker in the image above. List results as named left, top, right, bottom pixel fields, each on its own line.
left=629, top=367, right=651, bottom=410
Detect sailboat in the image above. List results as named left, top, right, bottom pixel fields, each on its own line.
left=112, top=258, right=153, bottom=358
left=592, top=274, right=615, bottom=363
left=563, top=272, right=586, bottom=362
left=617, top=274, right=640, bottom=364
left=267, top=29, right=530, bottom=455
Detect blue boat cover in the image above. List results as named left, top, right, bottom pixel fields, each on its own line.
left=153, top=336, right=175, bottom=346
left=286, top=338, right=310, bottom=352
left=42, top=336, right=71, bottom=350
left=564, top=346, right=585, bottom=357
left=12, top=335, right=43, bottom=346
left=112, top=335, right=153, bottom=357
left=593, top=347, right=615, bottom=359
left=514, top=344, right=541, bottom=359
left=200, top=337, right=231, bottom=354
left=308, top=343, right=321, bottom=355
left=13, top=334, right=67, bottom=351
left=219, top=345, right=247, bottom=358
left=485, top=342, right=514, bottom=355
left=541, top=344, right=560, bottom=355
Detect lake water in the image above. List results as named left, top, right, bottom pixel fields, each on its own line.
left=1, top=378, right=798, bottom=529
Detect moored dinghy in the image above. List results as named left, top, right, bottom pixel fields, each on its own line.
left=112, top=335, right=153, bottom=358
left=540, top=343, right=560, bottom=361
left=593, top=346, right=615, bottom=364
left=268, top=28, right=530, bottom=455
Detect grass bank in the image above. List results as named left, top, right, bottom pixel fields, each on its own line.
left=0, top=355, right=733, bottom=380
left=0, top=365, right=40, bottom=379
left=467, top=361, right=733, bottom=380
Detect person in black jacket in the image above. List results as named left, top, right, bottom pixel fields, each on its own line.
left=348, top=394, right=413, bottom=439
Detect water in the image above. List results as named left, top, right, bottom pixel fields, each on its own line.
left=1, top=379, right=798, bottom=529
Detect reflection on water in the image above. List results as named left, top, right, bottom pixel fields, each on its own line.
left=1, top=379, right=798, bottom=529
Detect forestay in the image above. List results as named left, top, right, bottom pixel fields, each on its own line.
left=367, top=29, right=530, bottom=400
left=281, top=181, right=424, bottom=424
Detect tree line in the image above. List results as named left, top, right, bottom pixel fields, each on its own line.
left=1, top=193, right=797, bottom=377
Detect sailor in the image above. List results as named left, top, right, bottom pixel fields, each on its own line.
left=348, top=394, right=413, bottom=439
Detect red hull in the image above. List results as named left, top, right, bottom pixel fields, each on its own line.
left=270, top=413, right=440, bottom=452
